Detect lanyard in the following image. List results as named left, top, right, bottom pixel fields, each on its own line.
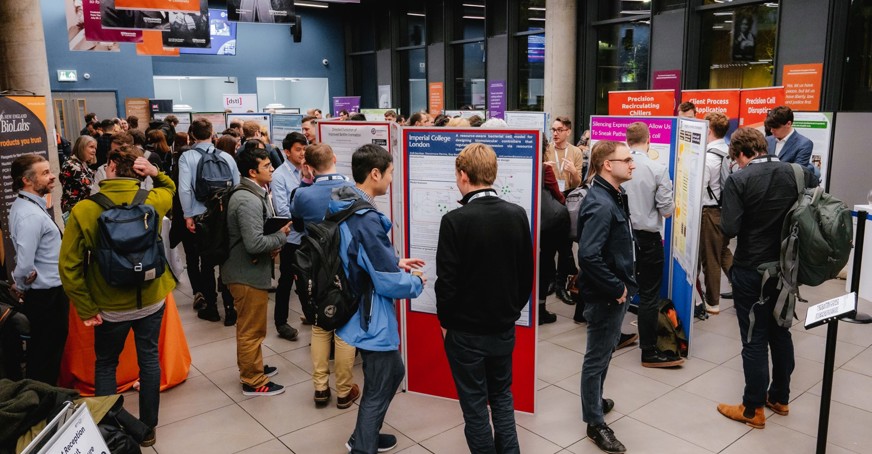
left=747, top=155, right=779, bottom=166
left=553, top=143, right=568, bottom=173
left=314, top=174, right=347, bottom=183
left=468, top=189, right=498, bottom=203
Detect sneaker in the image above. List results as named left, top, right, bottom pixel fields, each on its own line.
left=140, top=428, right=156, bottom=447
left=264, top=365, right=278, bottom=378
left=694, top=303, right=709, bottom=320
left=641, top=349, right=685, bottom=368
left=277, top=323, right=299, bottom=341
left=602, top=398, right=614, bottom=415
left=586, top=423, right=626, bottom=453
left=314, top=388, right=331, bottom=405
left=717, top=403, right=765, bottom=429
left=197, top=306, right=221, bottom=322
left=193, top=292, right=206, bottom=311
left=337, top=384, right=360, bottom=409
left=766, top=400, right=789, bottom=416
left=705, top=304, right=720, bottom=315
left=224, top=307, right=237, bottom=326
left=242, top=381, right=284, bottom=396
left=720, top=291, right=733, bottom=299
left=615, top=333, right=638, bottom=350
left=345, top=433, right=398, bottom=452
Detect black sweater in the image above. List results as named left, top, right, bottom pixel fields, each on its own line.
left=435, top=189, right=534, bottom=334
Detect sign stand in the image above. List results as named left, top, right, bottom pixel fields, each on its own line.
left=812, top=210, right=871, bottom=454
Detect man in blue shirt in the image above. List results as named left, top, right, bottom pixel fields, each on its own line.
left=9, top=154, right=68, bottom=385
left=270, top=132, right=308, bottom=341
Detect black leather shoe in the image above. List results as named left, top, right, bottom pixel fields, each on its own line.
left=197, top=306, right=221, bottom=322
left=720, top=291, right=733, bottom=299
left=615, top=333, right=638, bottom=350
left=556, top=286, right=574, bottom=305
left=587, top=424, right=626, bottom=453
left=538, top=308, right=557, bottom=325
left=223, top=308, right=237, bottom=326
left=602, top=398, right=614, bottom=415
left=641, top=349, right=685, bottom=368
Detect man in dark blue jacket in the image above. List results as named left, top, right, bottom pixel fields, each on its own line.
left=764, top=105, right=815, bottom=175
left=576, top=140, right=638, bottom=454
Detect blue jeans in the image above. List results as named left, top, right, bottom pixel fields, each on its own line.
left=444, top=329, right=519, bottom=454
left=581, top=299, right=629, bottom=425
left=94, top=304, right=165, bottom=429
left=731, top=265, right=795, bottom=409
left=350, top=349, right=405, bottom=454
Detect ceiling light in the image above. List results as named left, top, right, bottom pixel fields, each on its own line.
left=407, top=12, right=425, bottom=17
left=295, top=1, right=328, bottom=8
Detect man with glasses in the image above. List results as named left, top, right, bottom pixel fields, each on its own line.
left=622, top=122, right=682, bottom=368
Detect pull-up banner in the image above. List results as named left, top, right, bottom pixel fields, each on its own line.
left=402, top=127, right=540, bottom=413
left=681, top=89, right=741, bottom=138
left=608, top=89, right=675, bottom=116
left=739, top=86, right=784, bottom=129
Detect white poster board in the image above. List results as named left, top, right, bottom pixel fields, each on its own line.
left=154, top=111, right=191, bottom=134
left=223, top=93, right=258, bottom=113
left=271, top=114, right=304, bottom=148
left=793, top=112, right=833, bottom=190
left=504, top=111, right=550, bottom=143
left=673, top=118, right=709, bottom=281
left=226, top=113, right=272, bottom=140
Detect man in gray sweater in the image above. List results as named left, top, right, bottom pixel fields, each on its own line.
left=221, top=141, right=291, bottom=396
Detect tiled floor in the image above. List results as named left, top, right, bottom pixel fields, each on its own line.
left=131, top=273, right=872, bottom=454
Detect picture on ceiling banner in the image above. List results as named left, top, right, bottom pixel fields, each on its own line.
left=67, top=0, right=121, bottom=51
left=732, top=11, right=757, bottom=62
left=180, top=9, right=236, bottom=55
left=161, top=0, right=210, bottom=48
left=227, top=0, right=295, bottom=24
left=101, top=0, right=169, bottom=30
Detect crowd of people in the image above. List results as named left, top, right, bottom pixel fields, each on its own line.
left=1, top=102, right=819, bottom=453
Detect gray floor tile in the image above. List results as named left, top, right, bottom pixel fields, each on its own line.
left=687, top=329, right=743, bottom=365
left=610, top=351, right=718, bottom=388
left=383, top=391, right=464, bottom=442
left=278, top=411, right=415, bottom=453
left=806, top=368, right=872, bottom=413
left=536, top=341, right=583, bottom=384
left=565, top=416, right=715, bottom=454
left=770, top=393, right=872, bottom=453
left=545, top=324, right=588, bottom=354
left=233, top=439, right=294, bottom=454
left=722, top=420, right=856, bottom=454
left=238, top=379, right=355, bottom=437
left=791, top=330, right=865, bottom=367
left=420, top=423, right=562, bottom=454
left=152, top=404, right=274, bottom=454
left=680, top=365, right=747, bottom=405
left=134, top=374, right=235, bottom=428
left=841, top=345, right=872, bottom=377
left=515, top=385, right=591, bottom=448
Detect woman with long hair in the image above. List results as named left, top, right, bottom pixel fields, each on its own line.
left=60, top=135, right=98, bottom=214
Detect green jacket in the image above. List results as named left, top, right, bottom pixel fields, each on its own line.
left=60, top=173, right=177, bottom=320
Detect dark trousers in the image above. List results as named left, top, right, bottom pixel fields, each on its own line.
left=95, top=305, right=165, bottom=428
left=556, top=236, right=578, bottom=278
left=182, top=229, right=217, bottom=306
left=581, top=300, right=629, bottom=425
left=21, top=286, right=69, bottom=385
left=275, top=242, right=299, bottom=327
left=634, top=230, right=664, bottom=352
left=444, top=329, right=519, bottom=454
left=350, top=349, right=405, bottom=454
left=731, top=265, right=795, bottom=409
left=539, top=234, right=559, bottom=300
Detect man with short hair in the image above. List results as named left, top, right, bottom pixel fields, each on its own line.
left=699, top=112, right=734, bottom=314
left=242, top=120, right=283, bottom=168
left=93, top=131, right=136, bottom=185
left=301, top=115, right=318, bottom=145
left=383, top=110, right=397, bottom=122
left=764, top=105, right=815, bottom=174
left=178, top=118, right=240, bottom=322
left=332, top=144, right=425, bottom=453
left=577, top=140, right=637, bottom=454
left=60, top=146, right=176, bottom=447
left=270, top=132, right=309, bottom=342
left=291, top=143, right=360, bottom=408
left=9, top=154, right=67, bottom=385
left=127, top=115, right=139, bottom=131
left=95, top=118, right=117, bottom=168
left=436, top=143, right=532, bottom=453
left=307, top=108, right=323, bottom=119
left=81, top=112, right=98, bottom=136
left=221, top=142, right=292, bottom=397
left=717, top=127, right=817, bottom=429
left=678, top=101, right=697, bottom=118
left=622, top=121, right=681, bottom=368
left=228, top=120, right=243, bottom=137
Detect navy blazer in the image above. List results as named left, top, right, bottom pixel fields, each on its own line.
left=766, top=130, right=814, bottom=173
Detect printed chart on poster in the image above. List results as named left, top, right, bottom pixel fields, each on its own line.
left=672, top=119, right=708, bottom=276
left=793, top=112, right=833, bottom=190
left=271, top=114, right=304, bottom=149
left=404, top=129, right=539, bottom=327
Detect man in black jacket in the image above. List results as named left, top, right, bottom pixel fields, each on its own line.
left=577, top=140, right=637, bottom=453
left=436, top=143, right=533, bottom=454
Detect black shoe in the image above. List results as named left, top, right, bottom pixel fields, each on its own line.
left=538, top=304, right=557, bottom=325
left=720, top=291, right=733, bottom=299
left=314, top=388, right=331, bottom=405
left=586, top=424, right=626, bottom=453
left=345, top=433, right=398, bottom=452
left=193, top=292, right=206, bottom=311
left=277, top=323, right=299, bottom=341
left=641, top=349, right=685, bottom=368
left=197, top=306, right=221, bottom=322
left=140, top=428, right=156, bottom=447
left=694, top=303, right=709, bottom=320
left=223, top=308, right=237, bottom=326
left=556, top=287, right=574, bottom=305
left=546, top=281, right=556, bottom=296
left=615, top=333, right=638, bottom=350
left=602, top=398, right=614, bottom=415
left=264, top=365, right=278, bottom=378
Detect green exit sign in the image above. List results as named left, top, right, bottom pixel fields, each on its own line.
left=57, top=70, right=77, bottom=82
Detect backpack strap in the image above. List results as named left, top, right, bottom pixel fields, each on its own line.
left=705, top=147, right=728, bottom=206
left=130, top=189, right=150, bottom=206
left=790, top=163, right=805, bottom=197
left=89, top=193, right=116, bottom=211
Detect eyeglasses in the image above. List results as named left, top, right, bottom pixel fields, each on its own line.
left=608, top=157, right=634, bottom=164
left=550, top=128, right=569, bottom=133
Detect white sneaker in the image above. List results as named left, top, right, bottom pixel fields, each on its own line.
left=706, top=304, right=720, bottom=314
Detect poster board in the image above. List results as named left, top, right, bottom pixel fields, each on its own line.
left=332, top=96, right=361, bottom=116
left=783, top=63, right=823, bottom=112
left=360, top=108, right=399, bottom=121
left=402, top=127, right=540, bottom=413
left=154, top=111, right=191, bottom=134
left=192, top=112, right=226, bottom=133
left=487, top=80, right=506, bottom=119
left=271, top=114, right=304, bottom=148
left=504, top=111, right=550, bottom=143
left=443, top=110, right=486, bottom=120
left=125, top=97, right=151, bottom=122
left=226, top=112, right=271, bottom=138
left=793, top=112, right=833, bottom=190
left=428, top=82, right=444, bottom=116
left=652, top=70, right=681, bottom=115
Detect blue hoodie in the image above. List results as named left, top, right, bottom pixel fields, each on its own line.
left=331, top=186, right=424, bottom=351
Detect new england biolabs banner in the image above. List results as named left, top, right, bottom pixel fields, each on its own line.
left=0, top=96, right=49, bottom=278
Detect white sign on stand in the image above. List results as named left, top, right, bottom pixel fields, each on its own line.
left=806, top=293, right=857, bottom=329
left=39, top=404, right=109, bottom=454
left=223, top=93, right=258, bottom=113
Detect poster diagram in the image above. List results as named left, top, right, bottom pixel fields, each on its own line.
left=672, top=118, right=709, bottom=281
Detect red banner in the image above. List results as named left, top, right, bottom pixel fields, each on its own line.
left=428, top=82, right=444, bottom=116
left=135, top=30, right=180, bottom=56
left=608, top=90, right=675, bottom=116
left=783, top=63, right=823, bottom=112
left=680, top=89, right=741, bottom=120
left=739, top=86, right=785, bottom=128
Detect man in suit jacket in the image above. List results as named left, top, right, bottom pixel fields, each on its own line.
left=764, top=106, right=815, bottom=174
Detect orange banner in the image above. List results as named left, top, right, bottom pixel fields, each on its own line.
left=115, top=0, right=200, bottom=12
left=680, top=89, right=741, bottom=120
left=783, top=63, right=823, bottom=112
left=608, top=90, right=675, bottom=116
left=739, top=86, right=784, bottom=128
left=428, top=82, right=444, bottom=116
left=136, top=30, right=180, bottom=57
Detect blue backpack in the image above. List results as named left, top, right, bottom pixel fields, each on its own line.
left=193, top=146, right=234, bottom=202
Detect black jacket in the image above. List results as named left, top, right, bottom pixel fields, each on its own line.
left=576, top=175, right=638, bottom=303
left=435, top=189, right=533, bottom=334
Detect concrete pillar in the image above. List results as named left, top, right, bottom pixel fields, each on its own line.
left=0, top=0, right=62, bottom=221
left=543, top=0, right=577, bottom=122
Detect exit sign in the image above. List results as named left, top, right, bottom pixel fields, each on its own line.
left=57, top=70, right=77, bottom=82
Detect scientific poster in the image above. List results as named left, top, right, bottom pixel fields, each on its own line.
left=672, top=118, right=709, bottom=278
left=589, top=116, right=675, bottom=170
left=154, top=112, right=191, bottom=134
left=271, top=114, right=304, bottom=148
left=793, top=112, right=833, bottom=190
left=504, top=111, right=550, bottom=141
left=192, top=112, right=227, bottom=132
left=225, top=113, right=271, bottom=137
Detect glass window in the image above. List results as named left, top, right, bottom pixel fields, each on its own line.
left=453, top=1, right=486, bottom=40
left=453, top=41, right=487, bottom=108
left=518, top=0, right=546, bottom=33
left=400, top=49, right=428, bottom=115
left=698, top=3, right=779, bottom=89
left=841, top=0, right=872, bottom=111
left=594, top=20, right=650, bottom=114
left=399, top=4, right=426, bottom=47
left=598, top=0, right=652, bottom=21
left=349, top=8, right=376, bottom=53
left=351, top=53, right=378, bottom=108
left=518, top=33, right=545, bottom=111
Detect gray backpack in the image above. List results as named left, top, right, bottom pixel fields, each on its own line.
left=566, top=185, right=589, bottom=240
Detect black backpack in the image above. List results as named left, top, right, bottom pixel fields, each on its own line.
left=195, top=185, right=266, bottom=265
left=292, top=199, right=374, bottom=331
left=90, top=190, right=165, bottom=307
left=193, top=145, right=234, bottom=202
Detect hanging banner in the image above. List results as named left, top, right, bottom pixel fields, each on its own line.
left=739, top=86, right=784, bottom=129
left=653, top=70, right=681, bottom=115
left=227, top=0, right=295, bottom=23
left=0, top=96, right=49, bottom=279
left=793, top=112, right=834, bottom=190
left=608, top=89, right=675, bottom=116
left=332, top=96, right=361, bottom=117
left=101, top=1, right=171, bottom=30
left=487, top=80, right=507, bottom=120
left=135, top=30, right=180, bottom=56
left=360, top=108, right=399, bottom=121
left=161, top=0, right=210, bottom=48
left=180, top=9, right=237, bottom=55
left=116, top=0, right=200, bottom=12
left=271, top=114, right=304, bottom=148
left=681, top=88, right=741, bottom=138
left=223, top=94, right=258, bottom=113
left=124, top=98, right=151, bottom=122
left=79, top=0, right=140, bottom=45
left=402, top=127, right=540, bottom=413
left=783, top=63, right=823, bottom=112
left=428, top=82, right=444, bottom=116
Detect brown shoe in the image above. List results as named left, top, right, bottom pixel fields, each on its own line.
left=717, top=403, right=765, bottom=429
left=766, top=400, right=789, bottom=416
left=314, top=388, right=331, bottom=405
left=337, top=384, right=360, bottom=409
